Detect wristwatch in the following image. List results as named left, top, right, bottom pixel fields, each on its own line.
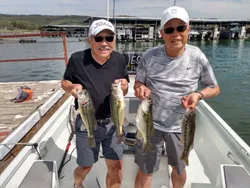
left=194, top=91, right=204, bottom=100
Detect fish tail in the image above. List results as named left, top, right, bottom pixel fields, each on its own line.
left=88, top=136, right=96, bottom=148
left=181, top=153, right=189, bottom=166
left=80, top=125, right=86, bottom=131
left=116, top=134, right=125, bottom=144
left=142, top=142, right=154, bottom=153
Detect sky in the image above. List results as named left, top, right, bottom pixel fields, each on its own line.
left=0, top=0, right=250, bottom=19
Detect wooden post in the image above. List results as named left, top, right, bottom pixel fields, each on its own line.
left=62, top=33, right=68, bottom=65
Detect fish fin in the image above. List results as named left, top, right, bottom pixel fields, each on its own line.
left=118, top=99, right=125, bottom=109
left=80, top=125, right=86, bottom=131
left=135, top=114, right=140, bottom=123
left=110, top=118, right=115, bottom=126
left=180, top=135, right=184, bottom=145
left=123, top=117, right=129, bottom=127
left=88, top=136, right=96, bottom=148
left=116, top=134, right=125, bottom=144
left=190, top=142, right=194, bottom=150
left=151, top=126, right=155, bottom=135
left=136, top=131, right=142, bottom=139
left=181, top=153, right=189, bottom=166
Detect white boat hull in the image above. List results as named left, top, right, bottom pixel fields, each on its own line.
left=1, top=91, right=250, bottom=188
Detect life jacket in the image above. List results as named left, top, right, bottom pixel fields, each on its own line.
left=11, top=86, right=33, bottom=102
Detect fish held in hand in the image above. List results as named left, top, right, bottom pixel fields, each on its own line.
left=180, top=109, right=196, bottom=166
left=77, top=89, right=97, bottom=148
left=110, top=81, right=125, bottom=144
left=136, top=99, right=155, bottom=153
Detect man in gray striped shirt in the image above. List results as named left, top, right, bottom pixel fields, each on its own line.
left=133, top=6, right=220, bottom=188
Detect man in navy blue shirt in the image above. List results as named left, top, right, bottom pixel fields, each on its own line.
left=62, top=19, right=129, bottom=188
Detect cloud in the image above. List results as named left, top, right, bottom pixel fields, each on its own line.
left=0, top=0, right=249, bottom=19
left=183, top=0, right=250, bottom=19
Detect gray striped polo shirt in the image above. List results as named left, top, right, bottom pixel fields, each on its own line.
left=135, top=44, right=218, bottom=133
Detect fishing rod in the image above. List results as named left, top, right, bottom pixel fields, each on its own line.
left=57, top=105, right=76, bottom=178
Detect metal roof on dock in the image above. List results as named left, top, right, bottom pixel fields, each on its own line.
left=40, top=17, right=250, bottom=29
left=86, top=16, right=250, bottom=23
left=41, top=24, right=88, bottom=28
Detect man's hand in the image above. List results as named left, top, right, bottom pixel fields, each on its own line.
left=114, top=79, right=128, bottom=95
left=134, top=84, right=151, bottom=100
left=70, top=84, right=83, bottom=98
left=181, top=92, right=202, bottom=110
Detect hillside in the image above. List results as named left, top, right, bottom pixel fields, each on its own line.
left=0, top=14, right=90, bottom=31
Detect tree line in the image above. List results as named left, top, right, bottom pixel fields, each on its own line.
left=0, top=14, right=90, bottom=31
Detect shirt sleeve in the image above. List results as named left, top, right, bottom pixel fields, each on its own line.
left=63, top=56, right=75, bottom=83
left=199, top=52, right=218, bottom=88
left=123, top=65, right=130, bottom=83
left=135, top=54, right=147, bottom=84
left=120, top=55, right=129, bottom=83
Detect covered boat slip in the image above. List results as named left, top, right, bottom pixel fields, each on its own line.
left=1, top=79, right=250, bottom=188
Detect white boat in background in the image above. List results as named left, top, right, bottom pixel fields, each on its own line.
left=0, top=76, right=250, bottom=188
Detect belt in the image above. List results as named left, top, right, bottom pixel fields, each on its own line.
left=96, top=118, right=111, bottom=124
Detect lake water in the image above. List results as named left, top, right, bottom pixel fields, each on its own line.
left=0, top=39, right=250, bottom=146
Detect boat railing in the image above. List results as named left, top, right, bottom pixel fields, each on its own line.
left=0, top=32, right=69, bottom=65
left=0, top=32, right=70, bottom=174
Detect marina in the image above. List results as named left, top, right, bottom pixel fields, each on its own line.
left=1, top=0, right=250, bottom=187
left=40, top=17, right=250, bottom=41
left=0, top=32, right=250, bottom=187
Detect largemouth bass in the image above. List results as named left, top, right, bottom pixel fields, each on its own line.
left=180, top=109, right=196, bottom=166
left=110, top=81, right=125, bottom=144
left=77, top=89, right=97, bottom=148
left=136, top=99, right=154, bottom=153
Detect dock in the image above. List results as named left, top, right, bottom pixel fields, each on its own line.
left=0, top=80, right=63, bottom=142
left=0, top=80, right=72, bottom=173
left=40, top=17, right=250, bottom=41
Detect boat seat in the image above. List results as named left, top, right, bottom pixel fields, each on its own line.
left=218, top=164, right=250, bottom=188
left=18, top=160, right=59, bottom=188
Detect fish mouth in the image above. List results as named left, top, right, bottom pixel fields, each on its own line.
left=80, top=100, right=89, bottom=105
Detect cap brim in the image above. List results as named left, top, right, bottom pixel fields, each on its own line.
left=161, top=16, right=189, bottom=28
left=90, top=26, right=115, bottom=36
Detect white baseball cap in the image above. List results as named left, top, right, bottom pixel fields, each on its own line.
left=88, top=19, right=115, bottom=37
left=161, top=6, right=189, bottom=29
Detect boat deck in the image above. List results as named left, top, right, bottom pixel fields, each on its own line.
left=53, top=126, right=211, bottom=188
left=1, top=77, right=212, bottom=188
left=0, top=80, right=62, bottom=142
left=2, top=75, right=250, bottom=188
left=3, top=115, right=211, bottom=188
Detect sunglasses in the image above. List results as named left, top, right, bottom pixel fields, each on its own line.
left=163, top=25, right=187, bottom=34
left=94, top=36, right=114, bottom=42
